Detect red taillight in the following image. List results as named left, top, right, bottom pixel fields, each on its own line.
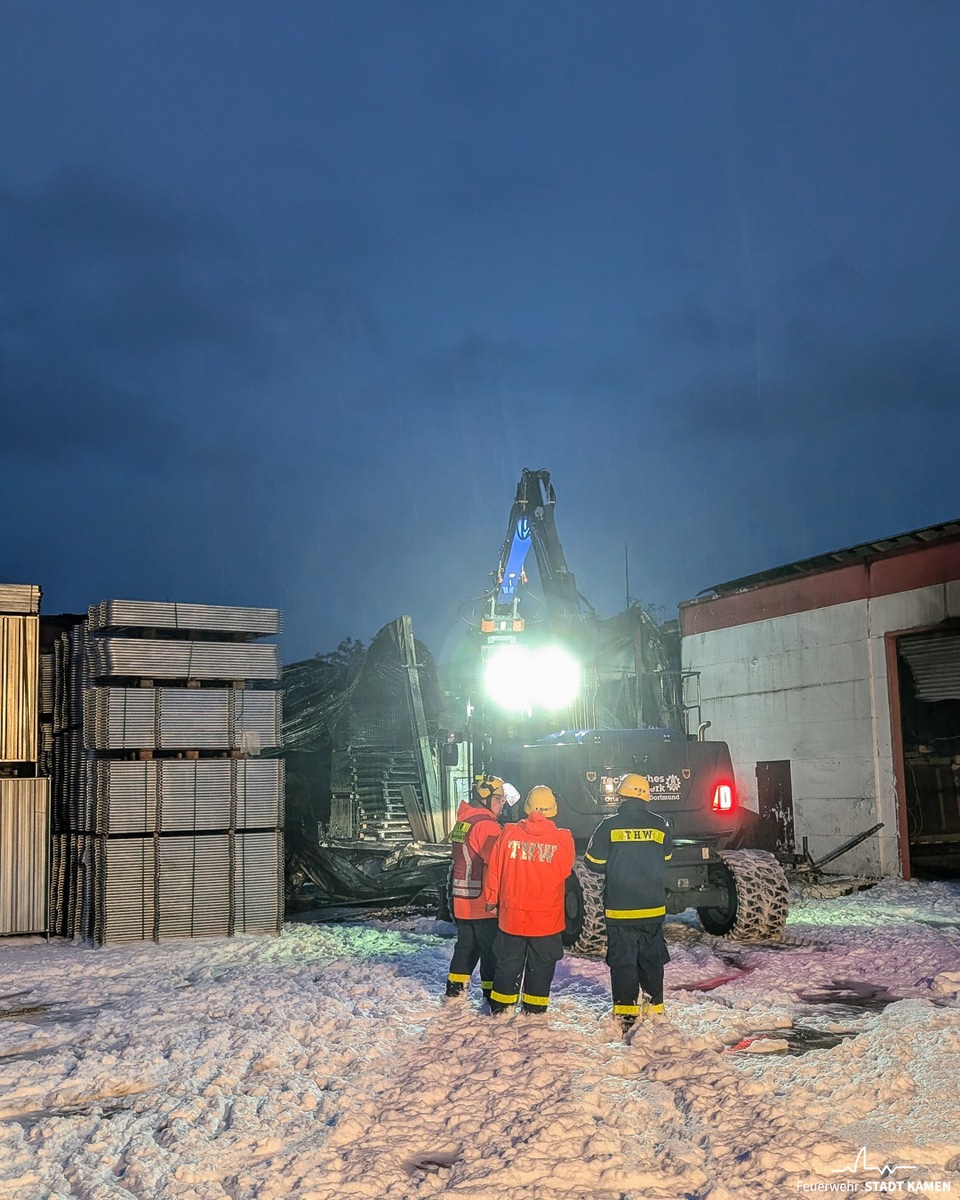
left=712, top=782, right=735, bottom=812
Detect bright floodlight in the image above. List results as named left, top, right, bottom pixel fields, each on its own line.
left=484, top=645, right=534, bottom=711
left=483, top=644, right=581, bottom=712
left=534, top=645, right=581, bottom=710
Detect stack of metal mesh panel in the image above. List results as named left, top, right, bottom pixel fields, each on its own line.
left=83, top=688, right=281, bottom=752
left=327, top=746, right=427, bottom=842
left=87, top=600, right=282, bottom=637
left=328, top=749, right=358, bottom=839
left=353, top=748, right=422, bottom=842
left=86, top=638, right=280, bottom=682
left=49, top=622, right=93, bottom=938
left=91, top=759, right=283, bottom=834
left=0, top=584, right=49, bottom=936
left=49, top=599, right=284, bottom=944
left=39, top=652, right=54, bottom=777
left=234, top=830, right=285, bottom=933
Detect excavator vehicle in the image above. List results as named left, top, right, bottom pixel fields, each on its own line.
left=287, top=466, right=790, bottom=946
left=463, top=467, right=790, bottom=951
left=494, top=727, right=790, bottom=953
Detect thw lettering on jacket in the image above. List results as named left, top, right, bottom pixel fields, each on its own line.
left=506, top=839, right=558, bottom=863
left=485, top=812, right=576, bottom=938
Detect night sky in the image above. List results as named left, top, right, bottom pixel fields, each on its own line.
left=2, top=2, right=958, bottom=664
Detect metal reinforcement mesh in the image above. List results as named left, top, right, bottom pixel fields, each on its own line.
left=282, top=619, right=447, bottom=906
left=283, top=623, right=440, bottom=755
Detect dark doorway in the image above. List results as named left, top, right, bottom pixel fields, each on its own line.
left=754, top=760, right=796, bottom=855
left=897, top=631, right=960, bottom=879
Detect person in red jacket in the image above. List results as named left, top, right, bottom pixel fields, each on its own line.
left=483, top=785, right=576, bottom=1016
left=445, top=775, right=512, bottom=1001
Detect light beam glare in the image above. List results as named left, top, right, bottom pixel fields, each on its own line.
left=483, top=644, right=580, bottom=712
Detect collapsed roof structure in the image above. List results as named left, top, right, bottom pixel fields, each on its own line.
left=282, top=616, right=451, bottom=913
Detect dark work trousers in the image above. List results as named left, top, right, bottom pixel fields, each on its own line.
left=489, top=930, right=564, bottom=1014
left=605, top=920, right=670, bottom=1013
left=447, top=918, right=499, bottom=996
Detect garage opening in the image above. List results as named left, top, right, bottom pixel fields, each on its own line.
left=897, top=630, right=960, bottom=879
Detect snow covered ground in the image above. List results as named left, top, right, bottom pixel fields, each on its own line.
left=1, top=879, right=959, bottom=1200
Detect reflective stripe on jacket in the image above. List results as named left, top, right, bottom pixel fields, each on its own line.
left=584, top=798, right=673, bottom=922
left=450, top=801, right=503, bottom=920
left=484, top=811, right=576, bottom=936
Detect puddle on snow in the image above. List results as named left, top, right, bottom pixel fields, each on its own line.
left=727, top=979, right=903, bottom=1056
left=797, top=979, right=901, bottom=1013
left=0, top=1045, right=66, bottom=1064
left=400, top=1148, right=463, bottom=1177
left=2, top=1102, right=132, bottom=1130
left=726, top=1024, right=858, bottom=1056
left=0, top=1003, right=99, bottom=1027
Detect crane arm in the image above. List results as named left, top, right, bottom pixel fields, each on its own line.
left=492, top=468, right=593, bottom=621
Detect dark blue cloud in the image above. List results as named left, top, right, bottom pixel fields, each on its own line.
left=0, top=2, right=958, bottom=661
left=0, top=167, right=268, bottom=466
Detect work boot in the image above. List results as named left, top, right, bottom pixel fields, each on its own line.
left=444, top=981, right=466, bottom=1000
left=614, top=1005, right=641, bottom=1036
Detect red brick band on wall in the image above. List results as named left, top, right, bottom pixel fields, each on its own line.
left=680, top=540, right=960, bottom=637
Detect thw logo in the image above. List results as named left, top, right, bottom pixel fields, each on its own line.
left=507, top=840, right=558, bottom=863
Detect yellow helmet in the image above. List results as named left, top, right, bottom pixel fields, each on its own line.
left=524, top=785, right=558, bottom=818
left=473, top=775, right=505, bottom=805
left=617, top=773, right=651, bottom=802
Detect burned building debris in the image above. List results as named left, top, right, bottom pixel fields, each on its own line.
left=282, top=616, right=457, bottom=913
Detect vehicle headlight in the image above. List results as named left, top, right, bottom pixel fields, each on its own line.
left=483, top=644, right=581, bottom=712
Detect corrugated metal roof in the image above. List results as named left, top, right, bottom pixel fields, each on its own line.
left=699, top=517, right=960, bottom=599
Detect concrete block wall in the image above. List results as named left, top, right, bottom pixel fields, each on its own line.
left=682, top=580, right=960, bottom=877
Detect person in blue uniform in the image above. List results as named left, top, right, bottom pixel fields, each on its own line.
left=584, top=773, right=672, bottom=1032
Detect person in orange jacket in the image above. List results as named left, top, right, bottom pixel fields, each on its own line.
left=445, top=775, right=515, bottom=1001
left=483, top=785, right=576, bottom=1016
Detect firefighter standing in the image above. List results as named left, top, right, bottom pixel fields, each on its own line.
left=584, top=773, right=673, bottom=1032
left=445, top=775, right=512, bottom=1001
left=484, top=785, right=576, bottom=1016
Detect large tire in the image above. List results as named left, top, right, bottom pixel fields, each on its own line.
left=564, top=859, right=607, bottom=957
left=697, top=849, right=789, bottom=942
